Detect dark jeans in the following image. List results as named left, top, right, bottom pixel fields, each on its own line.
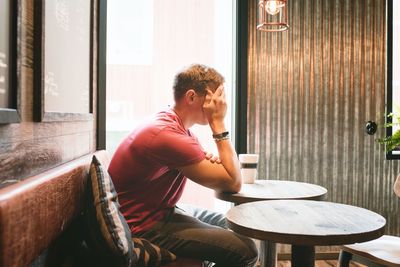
left=137, top=204, right=258, bottom=267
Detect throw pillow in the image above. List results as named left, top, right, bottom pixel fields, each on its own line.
left=84, top=155, right=136, bottom=267
left=132, top=237, right=176, bottom=267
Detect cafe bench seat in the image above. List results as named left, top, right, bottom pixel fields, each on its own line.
left=0, top=150, right=203, bottom=267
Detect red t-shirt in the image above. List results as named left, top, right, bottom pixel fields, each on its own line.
left=108, top=109, right=206, bottom=234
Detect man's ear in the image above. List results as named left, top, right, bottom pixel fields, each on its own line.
left=185, top=89, right=196, bottom=104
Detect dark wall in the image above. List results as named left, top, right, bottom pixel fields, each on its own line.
left=0, top=0, right=98, bottom=188
left=247, top=0, right=400, bottom=235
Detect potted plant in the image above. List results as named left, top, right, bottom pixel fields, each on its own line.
left=376, top=108, right=400, bottom=152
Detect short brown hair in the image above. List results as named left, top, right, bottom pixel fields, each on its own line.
left=173, top=64, right=225, bottom=101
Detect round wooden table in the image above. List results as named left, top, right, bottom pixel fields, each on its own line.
left=215, top=180, right=328, bottom=204
left=215, top=180, right=328, bottom=267
left=226, top=200, right=386, bottom=267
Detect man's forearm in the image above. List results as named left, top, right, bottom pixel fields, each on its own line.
left=214, top=135, right=242, bottom=191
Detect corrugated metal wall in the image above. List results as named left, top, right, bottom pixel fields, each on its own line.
left=247, top=0, right=400, bottom=235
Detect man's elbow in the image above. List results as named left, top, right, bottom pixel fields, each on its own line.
left=225, top=180, right=241, bottom=193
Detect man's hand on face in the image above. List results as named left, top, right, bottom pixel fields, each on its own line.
left=203, top=85, right=227, bottom=132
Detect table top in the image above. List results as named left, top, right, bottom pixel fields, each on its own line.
left=226, top=200, right=386, bottom=246
left=215, top=180, right=328, bottom=204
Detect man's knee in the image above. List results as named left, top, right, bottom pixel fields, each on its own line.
left=220, top=235, right=258, bottom=267
left=241, top=238, right=259, bottom=267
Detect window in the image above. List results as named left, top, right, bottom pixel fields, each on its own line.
left=387, top=0, right=400, bottom=158
left=106, top=0, right=235, bottom=211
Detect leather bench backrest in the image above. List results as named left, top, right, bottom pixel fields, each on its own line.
left=0, top=150, right=109, bottom=267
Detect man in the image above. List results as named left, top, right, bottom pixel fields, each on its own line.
left=108, top=64, right=258, bottom=266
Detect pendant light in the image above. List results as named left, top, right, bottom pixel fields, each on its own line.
left=257, top=0, right=289, bottom=32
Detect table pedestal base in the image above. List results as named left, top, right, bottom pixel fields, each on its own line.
left=292, top=245, right=315, bottom=267
left=260, top=241, right=277, bottom=267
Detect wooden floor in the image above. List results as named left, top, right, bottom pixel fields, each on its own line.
left=277, top=260, right=366, bottom=267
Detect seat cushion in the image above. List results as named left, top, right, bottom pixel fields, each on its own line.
left=84, top=155, right=136, bottom=267
left=132, top=237, right=176, bottom=267
left=84, top=155, right=177, bottom=267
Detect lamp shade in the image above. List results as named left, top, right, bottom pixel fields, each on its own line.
left=257, top=0, right=289, bottom=32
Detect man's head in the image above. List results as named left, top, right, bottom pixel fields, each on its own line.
left=173, top=64, right=225, bottom=102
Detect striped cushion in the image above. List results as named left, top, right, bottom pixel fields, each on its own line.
left=132, top=237, right=176, bottom=267
left=85, top=155, right=136, bottom=267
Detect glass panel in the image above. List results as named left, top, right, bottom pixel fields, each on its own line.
left=44, top=0, right=91, bottom=114
left=0, top=0, right=10, bottom=108
left=106, top=0, right=235, bottom=211
left=390, top=1, right=400, bottom=157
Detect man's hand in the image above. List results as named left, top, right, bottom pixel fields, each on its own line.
left=204, top=151, right=222, bottom=164
left=203, top=85, right=227, bottom=133
left=178, top=84, right=241, bottom=193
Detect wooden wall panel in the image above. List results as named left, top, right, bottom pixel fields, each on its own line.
left=0, top=0, right=97, bottom=188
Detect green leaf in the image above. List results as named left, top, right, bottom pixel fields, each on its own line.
left=377, top=130, right=400, bottom=152
left=375, top=107, right=400, bottom=152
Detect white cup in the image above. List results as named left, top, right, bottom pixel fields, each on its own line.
left=238, top=154, right=259, bottom=184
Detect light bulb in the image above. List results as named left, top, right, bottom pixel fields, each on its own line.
left=265, top=1, right=285, bottom=16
